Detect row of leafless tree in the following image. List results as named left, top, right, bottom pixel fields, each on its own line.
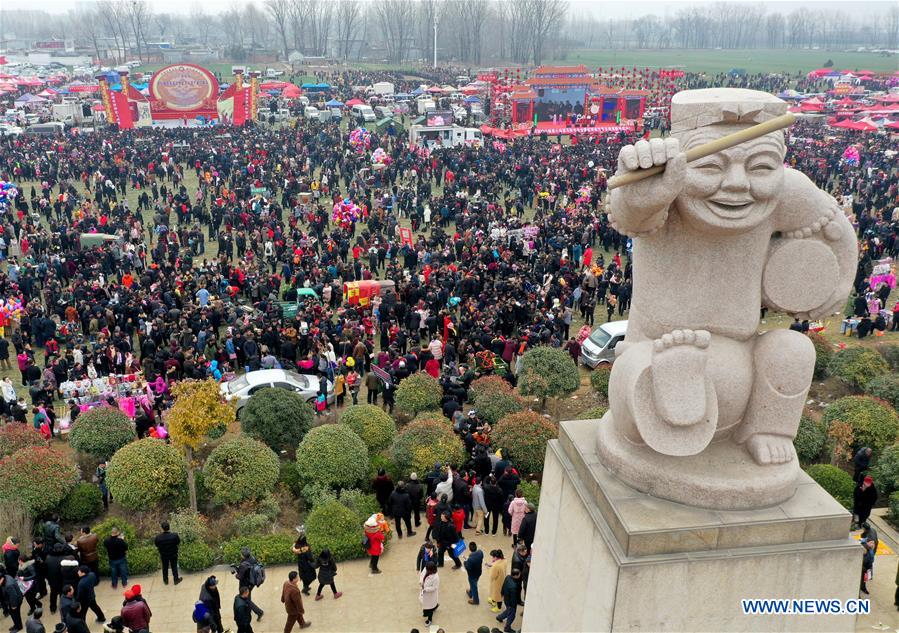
left=2, top=1, right=896, bottom=66
left=565, top=4, right=899, bottom=52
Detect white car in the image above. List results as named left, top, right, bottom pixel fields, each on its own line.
left=221, top=369, right=333, bottom=415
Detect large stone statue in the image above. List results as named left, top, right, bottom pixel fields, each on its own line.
left=597, top=88, right=857, bottom=509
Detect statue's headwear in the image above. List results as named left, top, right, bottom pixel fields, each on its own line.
left=670, top=88, right=788, bottom=134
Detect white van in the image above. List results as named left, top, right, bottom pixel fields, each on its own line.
left=580, top=320, right=628, bottom=368
left=25, top=122, right=65, bottom=136
left=351, top=104, right=376, bottom=122
left=409, top=124, right=482, bottom=149
left=374, top=106, right=393, bottom=119
left=304, top=106, right=320, bottom=121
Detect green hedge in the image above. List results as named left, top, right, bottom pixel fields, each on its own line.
left=469, top=376, right=514, bottom=402
left=870, top=444, right=899, bottom=498
left=589, top=367, right=611, bottom=399
left=167, top=510, right=209, bottom=545
left=339, top=405, right=397, bottom=452
left=68, top=406, right=136, bottom=460
left=240, top=387, right=314, bottom=452
left=221, top=533, right=296, bottom=566
left=58, top=483, right=104, bottom=523
left=233, top=513, right=272, bottom=535
left=519, top=480, right=541, bottom=510
left=306, top=500, right=365, bottom=562
left=0, top=424, right=47, bottom=458
left=178, top=541, right=217, bottom=572
left=805, top=464, right=854, bottom=508
left=125, top=545, right=162, bottom=576
left=391, top=419, right=465, bottom=475
left=828, top=347, right=889, bottom=390
left=0, top=447, right=79, bottom=516
left=107, top=438, right=187, bottom=510
left=794, top=415, right=827, bottom=465
left=518, top=346, right=580, bottom=403
left=865, top=374, right=899, bottom=409
left=93, top=517, right=139, bottom=576
left=889, top=491, right=899, bottom=527
left=395, top=372, right=442, bottom=416
left=876, top=344, right=899, bottom=372
left=809, top=333, right=834, bottom=380
left=279, top=461, right=303, bottom=498
left=492, top=411, right=558, bottom=475
left=822, top=396, right=899, bottom=454
left=576, top=406, right=608, bottom=420
left=473, top=391, right=524, bottom=426
left=203, top=436, right=280, bottom=505
left=296, top=425, right=369, bottom=490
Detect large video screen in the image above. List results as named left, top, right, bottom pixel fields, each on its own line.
left=533, top=87, right=585, bottom=122
left=426, top=110, right=454, bottom=126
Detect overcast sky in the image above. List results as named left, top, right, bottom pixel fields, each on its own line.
left=0, top=0, right=894, bottom=18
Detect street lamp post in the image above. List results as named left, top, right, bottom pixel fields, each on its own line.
left=433, top=15, right=438, bottom=69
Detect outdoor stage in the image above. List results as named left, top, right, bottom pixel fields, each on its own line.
left=480, top=120, right=637, bottom=138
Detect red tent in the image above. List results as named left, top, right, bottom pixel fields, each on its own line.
left=345, top=98, right=365, bottom=106
left=260, top=81, right=290, bottom=90
left=92, top=103, right=106, bottom=112
left=885, top=121, right=899, bottom=130
left=426, top=85, right=443, bottom=93
left=876, top=94, right=899, bottom=103
left=281, top=85, right=303, bottom=98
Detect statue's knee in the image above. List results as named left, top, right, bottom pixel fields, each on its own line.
left=754, top=330, right=815, bottom=395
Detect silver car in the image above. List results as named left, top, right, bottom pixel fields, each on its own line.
left=580, top=320, right=628, bottom=369
left=221, top=369, right=333, bottom=416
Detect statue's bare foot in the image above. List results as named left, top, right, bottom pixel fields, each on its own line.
left=745, top=434, right=795, bottom=465
left=651, top=329, right=711, bottom=426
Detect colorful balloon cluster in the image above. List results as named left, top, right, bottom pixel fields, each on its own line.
left=0, top=297, right=24, bottom=323
left=332, top=198, right=362, bottom=229
left=576, top=186, right=591, bottom=206
left=491, top=140, right=506, bottom=153
left=0, top=181, right=19, bottom=212
left=371, top=148, right=391, bottom=168
left=842, top=145, right=860, bottom=166
left=349, top=127, right=371, bottom=153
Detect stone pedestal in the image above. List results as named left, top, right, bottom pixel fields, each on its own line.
left=522, top=419, right=860, bottom=633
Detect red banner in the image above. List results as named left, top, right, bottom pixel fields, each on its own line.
left=399, top=227, right=413, bottom=247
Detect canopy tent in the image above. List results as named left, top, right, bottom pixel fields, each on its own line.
left=463, top=95, right=480, bottom=103
left=301, top=83, right=316, bottom=89
left=91, top=103, right=106, bottom=112
left=37, top=88, right=58, bottom=97
left=324, top=98, right=344, bottom=107
left=260, top=81, right=291, bottom=90
left=345, top=98, right=364, bottom=106
left=832, top=119, right=877, bottom=132
left=410, top=87, right=424, bottom=96
left=426, top=85, right=443, bottom=93
left=875, top=94, right=899, bottom=103
left=14, top=93, right=47, bottom=104
left=281, top=85, right=303, bottom=98
left=885, top=121, right=899, bottom=130
left=15, top=78, right=44, bottom=87
left=834, top=97, right=863, bottom=108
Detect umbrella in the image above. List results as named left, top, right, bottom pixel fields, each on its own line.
left=282, top=85, right=302, bottom=98
left=426, top=85, right=443, bottom=93
left=345, top=98, right=364, bottom=106
left=37, top=89, right=57, bottom=97
left=325, top=98, right=344, bottom=107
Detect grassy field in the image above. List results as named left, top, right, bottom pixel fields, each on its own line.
left=556, top=48, right=898, bottom=75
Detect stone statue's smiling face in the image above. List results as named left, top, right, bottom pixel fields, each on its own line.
left=675, top=125, right=785, bottom=233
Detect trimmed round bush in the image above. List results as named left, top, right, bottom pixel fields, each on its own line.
left=805, top=464, right=854, bottom=508
left=412, top=411, right=452, bottom=426
left=473, top=391, right=524, bottom=426
left=469, top=376, right=514, bottom=403
left=221, top=534, right=296, bottom=565
left=492, top=411, right=558, bottom=474
left=58, top=483, right=104, bottom=522
left=809, top=332, right=833, bottom=380
left=794, top=415, right=827, bottom=464
left=168, top=510, right=209, bottom=544
left=828, top=347, right=889, bottom=390
left=395, top=372, right=442, bottom=416
left=889, top=491, right=899, bottom=526
left=126, top=545, right=161, bottom=576
left=519, top=480, right=541, bottom=510
left=576, top=405, right=609, bottom=420
left=306, top=500, right=365, bottom=561
left=178, top=540, right=216, bottom=572
left=822, top=396, right=899, bottom=454
left=870, top=444, right=899, bottom=498
left=865, top=374, right=899, bottom=409
left=0, top=447, right=79, bottom=516
left=203, top=436, right=280, bottom=505
left=107, top=438, right=188, bottom=510
left=391, top=419, right=465, bottom=475
left=369, top=452, right=401, bottom=482
left=240, top=387, right=314, bottom=452
left=68, top=406, right=136, bottom=460
left=518, top=346, right=580, bottom=405
left=0, top=424, right=47, bottom=457
left=296, top=425, right=369, bottom=490
left=233, top=513, right=272, bottom=535
left=876, top=344, right=899, bottom=372
left=590, top=367, right=611, bottom=399
left=339, top=405, right=397, bottom=452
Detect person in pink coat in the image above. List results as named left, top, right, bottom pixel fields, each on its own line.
left=508, top=490, right=528, bottom=545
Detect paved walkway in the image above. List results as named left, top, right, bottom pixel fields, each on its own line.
left=89, top=529, right=517, bottom=633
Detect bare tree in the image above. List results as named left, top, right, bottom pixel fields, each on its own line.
left=266, top=0, right=292, bottom=59
left=125, top=0, right=151, bottom=63
left=190, top=3, right=215, bottom=47
left=373, top=0, right=415, bottom=63
left=335, top=0, right=362, bottom=61
left=527, top=0, right=568, bottom=65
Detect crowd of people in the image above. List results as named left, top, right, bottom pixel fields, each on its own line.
left=0, top=63, right=897, bottom=630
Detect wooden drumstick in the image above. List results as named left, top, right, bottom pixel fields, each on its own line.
left=607, top=113, right=796, bottom=190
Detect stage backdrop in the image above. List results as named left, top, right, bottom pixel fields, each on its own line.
left=148, top=64, right=219, bottom=121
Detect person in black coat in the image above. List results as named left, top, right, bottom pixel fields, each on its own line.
left=406, top=474, right=424, bottom=527
left=483, top=477, right=504, bottom=536
left=233, top=586, right=255, bottom=633
left=64, top=602, right=91, bottom=633
left=497, top=467, right=520, bottom=500
left=433, top=511, right=461, bottom=569
left=497, top=569, right=522, bottom=632
left=371, top=469, right=394, bottom=515
left=853, top=447, right=873, bottom=483
left=463, top=542, right=483, bottom=605
left=518, top=504, right=537, bottom=553
left=853, top=476, right=878, bottom=527
left=75, top=566, right=105, bottom=622
left=199, top=575, right=223, bottom=633
left=58, top=585, right=75, bottom=623
left=387, top=481, right=415, bottom=538
left=314, top=549, right=341, bottom=599
left=153, top=522, right=182, bottom=585
left=1, top=573, right=24, bottom=631
left=290, top=535, right=316, bottom=595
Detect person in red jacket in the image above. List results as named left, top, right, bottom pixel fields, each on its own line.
left=120, top=584, right=152, bottom=632
left=452, top=505, right=465, bottom=536
left=364, top=516, right=385, bottom=574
